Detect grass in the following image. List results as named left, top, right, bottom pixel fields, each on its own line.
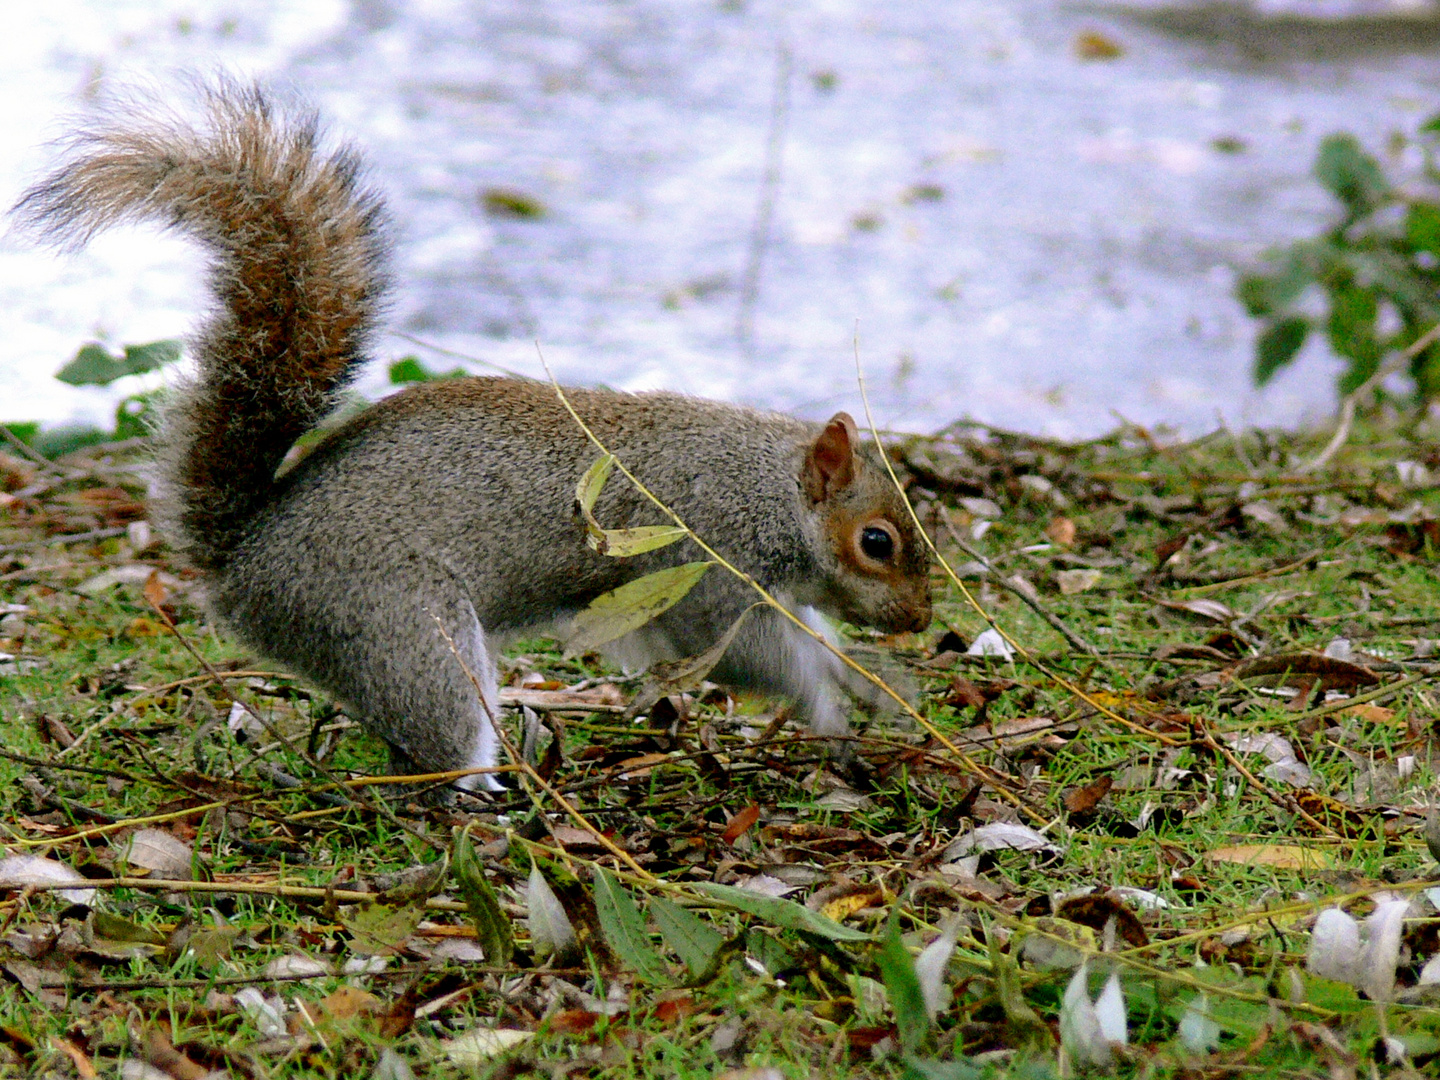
left=1, top=410, right=1440, bottom=1077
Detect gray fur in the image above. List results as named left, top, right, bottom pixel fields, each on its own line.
left=17, top=85, right=933, bottom=792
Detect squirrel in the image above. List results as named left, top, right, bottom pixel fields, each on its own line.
left=16, top=83, right=933, bottom=792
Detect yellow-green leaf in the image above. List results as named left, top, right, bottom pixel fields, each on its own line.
left=576, top=454, right=688, bottom=557
left=589, top=524, right=689, bottom=557
left=567, top=561, right=713, bottom=653
left=576, top=454, right=616, bottom=515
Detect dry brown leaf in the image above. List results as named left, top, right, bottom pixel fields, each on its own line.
left=1335, top=702, right=1397, bottom=725
left=1061, top=775, right=1113, bottom=814
left=1074, top=29, right=1124, bottom=59
left=1055, top=893, right=1148, bottom=948
left=722, top=804, right=761, bottom=845
left=321, top=985, right=383, bottom=1021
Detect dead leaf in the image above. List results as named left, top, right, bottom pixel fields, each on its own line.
left=1074, top=29, right=1124, bottom=59
left=142, top=569, right=171, bottom=612
left=1335, top=703, right=1397, bottom=725
left=1205, top=844, right=1336, bottom=870
left=321, top=986, right=383, bottom=1021
left=118, top=829, right=194, bottom=879
left=443, top=1027, right=534, bottom=1067
left=1062, top=775, right=1113, bottom=814
left=1047, top=516, right=1077, bottom=546
left=722, top=805, right=761, bottom=845
left=1055, top=893, right=1149, bottom=948
left=1056, top=568, right=1102, bottom=595
left=1158, top=597, right=1238, bottom=623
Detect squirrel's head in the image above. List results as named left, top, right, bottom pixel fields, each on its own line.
left=800, top=412, right=933, bottom=635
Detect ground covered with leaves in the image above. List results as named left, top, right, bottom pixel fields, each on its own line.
left=1, top=414, right=1440, bottom=1079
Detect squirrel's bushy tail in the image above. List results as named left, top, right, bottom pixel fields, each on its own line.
left=15, top=81, right=389, bottom=571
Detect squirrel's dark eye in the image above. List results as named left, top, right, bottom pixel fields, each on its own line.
left=860, top=525, right=895, bottom=561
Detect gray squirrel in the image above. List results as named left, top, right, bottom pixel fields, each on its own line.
left=17, top=84, right=933, bottom=791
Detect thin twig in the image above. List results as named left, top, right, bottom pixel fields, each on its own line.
left=1293, top=319, right=1440, bottom=475
left=940, top=517, right=1101, bottom=657
left=431, top=616, right=662, bottom=884
left=736, top=42, right=792, bottom=359
left=1189, top=714, right=1339, bottom=839
left=0, top=424, right=63, bottom=473
left=390, top=331, right=534, bottom=381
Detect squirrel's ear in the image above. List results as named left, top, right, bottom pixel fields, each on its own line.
left=802, top=412, right=859, bottom=502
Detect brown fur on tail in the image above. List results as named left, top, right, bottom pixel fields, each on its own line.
left=15, top=82, right=389, bottom=570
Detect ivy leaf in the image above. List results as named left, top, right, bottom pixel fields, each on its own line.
left=56, top=344, right=129, bottom=387
left=56, top=339, right=181, bottom=386
left=121, top=339, right=181, bottom=373
left=1314, top=134, right=1390, bottom=221
left=1254, top=317, right=1310, bottom=385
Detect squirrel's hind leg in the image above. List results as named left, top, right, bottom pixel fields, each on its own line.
left=231, top=582, right=509, bottom=795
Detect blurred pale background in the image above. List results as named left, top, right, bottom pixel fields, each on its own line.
left=3, top=0, right=1438, bottom=436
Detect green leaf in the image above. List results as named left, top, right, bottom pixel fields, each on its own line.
left=388, top=356, right=464, bottom=384
left=1236, top=249, right=1315, bottom=318
left=650, top=896, right=724, bottom=979
left=57, top=339, right=182, bottom=386
left=340, top=900, right=426, bottom=956
left=592, top=867, right=670, bottom=983
left=690, top=881, right=872, bottom=942
left=1314, top=134, right=1389, bottom=220
left=452, top=825, right=514, bottom=967
left=1421, top=113, right=1440, bottom=137
left=567, top=561, right=713, bottom=653
left=576, top=454, right=615, bottom=515
left=121, top=339, right=181, bottom=373
left=1254, top=317, right=1309, bottom=385
left=56, top=344, right=127, bottom=386
left=1339, top=247, right=1440, bottom=321
left=1407, top=202, right=1440, bottom=256
left=878, top=902, right=930, bottom=1054
left=1326, top=286, right=1381, bottom=385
